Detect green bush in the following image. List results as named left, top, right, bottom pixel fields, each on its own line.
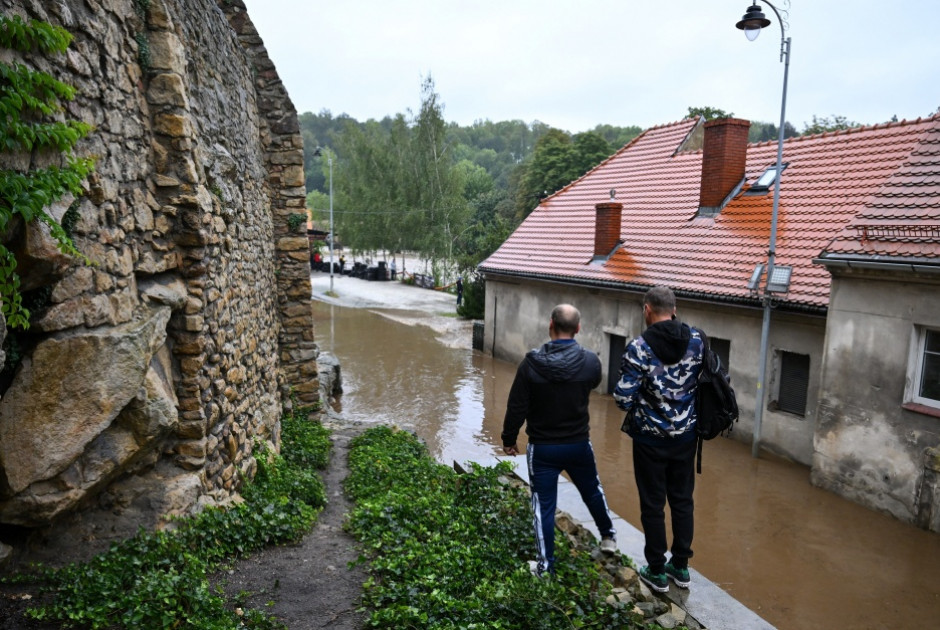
left=456, top=272, right=484, bottom=319
left=286, top=212, right=307, bottom=233
left=13, top=401, right=331, bottom=629
left=345, top=426, right=650, bottom=629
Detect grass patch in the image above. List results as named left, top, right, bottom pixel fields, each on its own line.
left=4, top=398, right=331, bottom=629
left=345, top=426, right=658, bottom=629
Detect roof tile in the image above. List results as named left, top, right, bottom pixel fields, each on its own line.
left=482, top=115, right=940, bottom=308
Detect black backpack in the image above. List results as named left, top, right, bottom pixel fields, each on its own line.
left=694, top=328, right=739, bottom=473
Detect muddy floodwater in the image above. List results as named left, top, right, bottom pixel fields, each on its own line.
left=313, top=301, right=940, bottom=630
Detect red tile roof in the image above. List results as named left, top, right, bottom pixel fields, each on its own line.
left=818, top=118, right=940, bottom=263
left=480, top=115, right=940, bottom=309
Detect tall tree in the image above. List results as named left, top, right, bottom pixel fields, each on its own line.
left=333, top=118, right=403, bottom=252
left=590, top=123, right=643, bottom=149
left=513, top=129, right=613, bottom=219
left=572, top=131, right=613, bottom=174
left=332, top=77, right=469, bottom=265
left=686, top=105, right=735, bottom=120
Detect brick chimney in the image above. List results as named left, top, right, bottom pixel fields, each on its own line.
left=699, top=118, right=750, bottom=214
left=594, top=201, right=623, bottom=258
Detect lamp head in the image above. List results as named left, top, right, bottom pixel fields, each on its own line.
left=736, top=3, right=771, bottom=40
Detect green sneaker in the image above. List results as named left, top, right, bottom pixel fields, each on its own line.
left=664, top=561, right=691, bottom=588
left=639, top=565, right=669, bottom=593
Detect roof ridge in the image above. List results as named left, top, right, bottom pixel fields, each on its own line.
left=745, top=113, right=940, bottom=149
left=796, top=114, right=939, bottom=142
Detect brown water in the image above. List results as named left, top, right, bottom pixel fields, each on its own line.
left=314, top=301, right=940, bottom=630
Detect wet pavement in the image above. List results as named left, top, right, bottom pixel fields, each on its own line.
left=310, top=271, right=940, bottom=630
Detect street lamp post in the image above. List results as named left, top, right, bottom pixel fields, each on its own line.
left=736, top=1, right=791, bottom=458
left=313, top=147, right=334, bottom=293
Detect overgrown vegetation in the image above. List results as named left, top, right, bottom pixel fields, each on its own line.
left=4, top=399, right=331, bottom=629
left=345, top=426, right=659, bottom=629
left=456, top=272, right=484, bottom=319
left=286, top=212, right=307, bottom=233
left=0, top=15, right=94, bottom=329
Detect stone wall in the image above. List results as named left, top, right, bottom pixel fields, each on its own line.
left=0, top=0, right=318, bottom=546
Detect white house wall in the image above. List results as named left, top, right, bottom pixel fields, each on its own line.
left=484, top=276, right=826, bottom=465
left=814, top=268, right=940, bottom=531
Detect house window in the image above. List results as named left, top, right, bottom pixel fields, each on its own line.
left=607, top=334, right=627, bottom=394
left=710, top=337, right=731, bottom=374
left=912, top=327, right=940, bottom=408
left=777, top=351, right=810, bottom=416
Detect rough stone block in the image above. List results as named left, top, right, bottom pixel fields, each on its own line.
left=281, top=165, right=305, bottom=187
left=176, top=438, right=208, bottom=458
left=147, top=73, right=188, bottom=107
left=0, top=306, right=172, bottom=494
left=84, top=293, right=115, bottom=327
left=51, top=267, right=94, bottom=304
left=268, top=150, right=303, bottom=166
left=31, top=297, right=86, bottom=332
left=175, top=454, right=206, bottom=471
left=277, top=236, right=309, bottom=252
left=147, top=31, right=186, bottom=74
left=180, top=355, right=206, bottom=375
left=154, top=113, right=192, bottom=138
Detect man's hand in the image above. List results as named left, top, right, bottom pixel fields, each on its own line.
left=503, top=444, right=519, bottom=456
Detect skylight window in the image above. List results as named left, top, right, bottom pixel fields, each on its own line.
left=756, top=168, right=778, bottom=188
left=748, top=163, right=789, bottom=194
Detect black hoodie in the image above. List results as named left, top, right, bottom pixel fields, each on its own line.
left=502, top=340, right=602, bottom=446
left=641, top=318, right=692, bottom=365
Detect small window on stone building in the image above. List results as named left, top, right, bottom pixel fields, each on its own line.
left=776, top=351, right=810, bottom=416
left=911, top=327, right=940, bottom=408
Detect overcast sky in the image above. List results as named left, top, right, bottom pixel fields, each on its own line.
left=240, top=0, right=939, bottom=134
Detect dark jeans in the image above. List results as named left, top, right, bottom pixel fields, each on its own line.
left=632, top=438, right=696, bottom=572
left=527, top=441, right=615, bottom=574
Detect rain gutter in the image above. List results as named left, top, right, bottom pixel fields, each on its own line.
left=813, top=254, right=940, bottom=275
left=478, top=266, right=827, bottom=318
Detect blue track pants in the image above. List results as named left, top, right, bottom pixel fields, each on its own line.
left=527, top=440, right=615, bottom=574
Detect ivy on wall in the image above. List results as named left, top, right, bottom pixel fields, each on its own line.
left=0, top=14, right=94, bottom=329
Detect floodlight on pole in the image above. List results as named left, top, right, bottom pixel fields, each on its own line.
left=736, top=0, right=792, bottom=458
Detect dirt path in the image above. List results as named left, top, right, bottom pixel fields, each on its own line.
left=219, top=273, right=475, bottom=628
left=215, top=422, right=368, bottom=629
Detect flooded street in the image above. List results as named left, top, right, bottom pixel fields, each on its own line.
left=313, top=299, right=940, bottom=630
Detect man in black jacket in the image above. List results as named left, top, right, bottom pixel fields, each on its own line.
left=502, top=304, right=616, bottom=576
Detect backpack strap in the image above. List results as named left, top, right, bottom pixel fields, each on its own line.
left=693, top=326, right=707, bottom=475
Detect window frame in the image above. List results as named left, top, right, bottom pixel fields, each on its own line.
left=745, top=162, right=790, bottom=195
left=908, top=325, right=940, bottom=410
left=709, top=337, right=731, bottom=375
left=774, top=350, right=810, bottom=417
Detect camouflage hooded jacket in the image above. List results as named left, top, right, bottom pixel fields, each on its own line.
left=613, top=319, right=704, bottom=445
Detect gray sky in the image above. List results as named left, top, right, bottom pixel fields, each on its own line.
left=240, top=0, right=940, bottom=133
